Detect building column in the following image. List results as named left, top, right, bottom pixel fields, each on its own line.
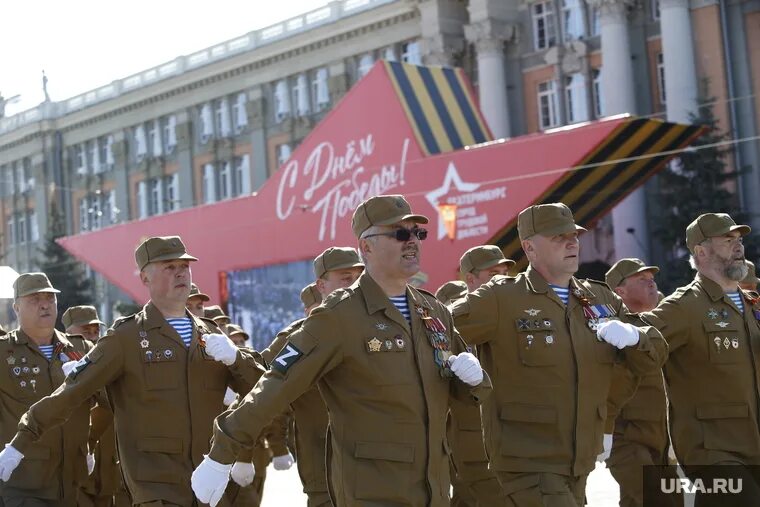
left=464, top=19, right=515, bottom=139
left=590, top=0, right=649, bottom=261
left=247, top=86, right=268, bottom=191
left=417, top=0, right=467, bottom=67
left=660, top=0, right=698, bottom=123
left=175, top=111, right=195, bottom=209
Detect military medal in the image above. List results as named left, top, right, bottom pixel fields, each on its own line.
left=140, top=339, right=149, bottom=349
left=32, top=366, right=40, bottom=375
left=384, top=340, right=393, bottom=350
left=417, top=305, right=453, bottom=378
left=6, top=355, right=15, bottom=365
left=164, top=349, right=173, bottom=359
left=517, top=319, right=530, bottom=330
left=545, top=335, right=554, bottom=345
left=30, top=379, right=36, bottom=392
left=19, top=381, right=26, bottom=388
left=145, top=350, right=153, bottom=361
left=20, top=357, right=27, bottom=364
left=525, top=308, right=541, bottom=316
left=714, top=336, right=722, bottom=352
left=707, top=308, right=719, bottom=320
left=367, top=338, right=382, bottom=352
left=12, top=366, right=21, bottom=376
left=720, top=309, right=729, bottom=319
left=22, top=366, right=30, bottom=374
left=716, top=322, right=729, bottom=328
left=526, top=335, right=534, bottom=348
left=732, top=338, right=739, bottom=349
left=375, top=323, right=389, bottom=331
left=723, top=337, right=730, bottom=350
left=396, top=337, right=405, bottom=349
left=543, top=319, right=552, bottom=328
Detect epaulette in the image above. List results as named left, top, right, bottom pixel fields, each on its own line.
left=664, top=283, right=692, bottom=303
left=196, top=316, right=219, bottom=334
left=323, top=287, right=354, bottom=309
left=111, top=313, right=136, bottom=328
left=279, top=318, right=305, bottom=336
left=491, top=274, right=516, bottom=285
left=582, top=278, right=613, bottom=290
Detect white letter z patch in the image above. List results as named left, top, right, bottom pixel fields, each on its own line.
left=271, top=343, right=303, bottom=374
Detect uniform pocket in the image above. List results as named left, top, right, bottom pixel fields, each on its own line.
left=10, top=444, right=53, bottom=490
left=142, top=357, right=180, bottom=390
left=354, top=441, right=414, bottom=501
left=703, top=323, right=742, bottom=365
left=696, top=402, right=760, bottom=454
left=517, top=332, right=559, bottom=366
left=135, top=437, right=183, bottom=483
left=499, top=403, right=561, bottom=458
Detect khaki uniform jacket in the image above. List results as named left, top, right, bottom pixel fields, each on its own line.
left=451, top=267, right=667, bottom=477
left=264, top=319, right=330, bottom=497
left=10, top=302, right=265, bottom=505
left=0, top=329, right=93, bottom=502
left=208, top=273, right=491, bottom=507
left=642, top=274, right=760, bottom=466
left=83, top=401, right=122, bottom=498
left=605, top=363, right=668, bottom=461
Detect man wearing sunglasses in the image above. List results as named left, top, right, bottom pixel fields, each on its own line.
left=451, top=203, right=667, bottom=506
left=193, top=194, right=491, bottom=507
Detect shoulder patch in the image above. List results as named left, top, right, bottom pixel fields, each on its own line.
left=270, top=342, right=304, bottom=374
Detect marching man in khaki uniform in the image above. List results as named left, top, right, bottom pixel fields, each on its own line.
left=192, top=195, right=491, bottom=507
left=0, top=236, right=264, bottom=506
left=445, top=245, right=514, bottom=507
left=739, top=260, right=759, bottom=291
left=63, top=306, right=129, bottom=507
left=0, top=274, right=94, bottom=506
left=603, top=259, right=680, bottom=507
left=263, top=246, right=364, bottom=507
left=642, top=213, right=760, bottom=502
left=451, top=203, right=667, bottom=506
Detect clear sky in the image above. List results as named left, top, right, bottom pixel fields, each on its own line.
left=1, top=0, right=329, bottom=116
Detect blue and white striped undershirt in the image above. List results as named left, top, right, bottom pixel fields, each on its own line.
left=549, top=284, right=570, bottom=305
left=167, top=317, right=193, bottom=347
left=38, top=344, right=55, bottom=361
left=727, top=292, right=744, bottom=312
left=389, top=295, right=411, bottom=323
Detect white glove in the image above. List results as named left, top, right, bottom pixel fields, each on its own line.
left=87, top=453, right=95, bottom=475
left=596, top=433, right=613, bottom=462
left=223, top=387, right=237, bottom=407
left=204, top=333, right=239, bottom=366
left=61, top=361, right=78, bottom=377
left=230, top=461, right=255, bottom=486
left=0, top=444, right=24, bottom=482
left=191, top=455, right=232, bottom=507
left=596, top=320, right=640, bottom=349
left=448, top=352, right=483, bottom=386
left=272, top=452, right=294, bottom=470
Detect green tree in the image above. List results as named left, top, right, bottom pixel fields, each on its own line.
left=652, top=92, right=756, bottom=294
left=37, top=202, right=95, bottom=330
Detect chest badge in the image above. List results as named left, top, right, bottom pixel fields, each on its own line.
left=707, top=308, right=719, bottom=320
left=367, top=338, right=382, bottom=352
left=6, top=356, right=15, bottom=365
left=140, top=338, right=150, bottom=349
left=375, top=323, right=389, bottom=331
left=524, top=308, right=541, bottom=317
left=715, top=321, right=729, bottom=328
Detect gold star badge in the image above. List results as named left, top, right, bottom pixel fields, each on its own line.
left=524, top=308, right=541, bottom=316
left=367, top=338, right=382, bottom=352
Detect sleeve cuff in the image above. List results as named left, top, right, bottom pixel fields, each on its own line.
left=9, top=431, right=33, bottom=455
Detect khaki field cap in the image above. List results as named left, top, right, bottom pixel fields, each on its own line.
left=188, top=283, right=210, bottom=302
left=300, top=283, right=322, bottom=309
left=314, top=247, right=364, bottom=279
left=605, top=258, right=660, bottom=289
left=13, top=272, right=61, bottom=299
left=62, top=305, right=104, bottom=329
left=224, top=323, right=248, bottom=339
left=459, top=245, right=515, bottom=276
left=204, top=305, right=226, bottom=321
left=686, top=213, right=751, bottom=253
left=352, top=195, right=429, bottom=238
left=518, top=203, right=586, bottom=240
left=135, top=236, right=198, bottom=271
left=435, top=280, right=467, bottom=305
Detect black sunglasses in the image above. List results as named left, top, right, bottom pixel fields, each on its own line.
left=363, top=227, right=428, bottom=242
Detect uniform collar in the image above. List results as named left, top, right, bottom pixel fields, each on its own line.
left=143, top=301, right=194, bottom=330
left=12, top=327, right=69, bottom=347
left=525, top=266, right=597, bottom=306
left=695, top=273, right=738, bottom=302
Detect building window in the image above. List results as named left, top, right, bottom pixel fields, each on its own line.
left=537, top=80, right=559, bottom=129
left=562, top=0, right=586, bottom=41
left=6, top=216, right=14, bottom=246
left=149, top=120, right=161, bottom=157
left=565, top=73, right=589, bottom=123
left=218, top=162, right=232, bottom=201
left=96, top=137, right=108, bottom=173
left=384, top=46, right=397, bottom=62
left=200, top=103, right=213, bottom=143
left=590, top=6, right=600, bottom=36
left=165, top=174, right=179, bottom=211
left=29, top=211, right=39, bottom=242
left=312, top=68, right=330, bottom=111
left=592, top=68, right=603, bottom=117
left=358, top=53, right=374, bottom=77
left=89, top=194, right=103, bottom=230
left=74, top=144, right=86, bottom=175
left=651, top=0, right=660, bottom=20
left=656, top=53, right=666, bottom=104
left=79, top=199, right=88, bottom=232
left=16, top=213, right=26, bottom=244
left=233, top=155, right=251, bottom=197
left=148, top=178, right=163, bottom=216
left=295, top=74, right=310, bottom=117
left=134, top=125, right=147, bottom=161
left=233, top=93, right=248, bottom=133
left=401, top=41, right=421, bottom=65
left=277, top=144, right=292, bottom=167
left=107, top=191, right=118, bottom=223
left=533, top=1, right=557, bottom=50
left=136, top=181, right=148, bottom=219
left=215, top=98, right=231, bottom=137
left=87, top=140, right=98, bottom=172
left=274, top=80, right=291, bottom=122
left=163, top=115, right=177, bottom=153
left=203, top=164, right=217, bottom=204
